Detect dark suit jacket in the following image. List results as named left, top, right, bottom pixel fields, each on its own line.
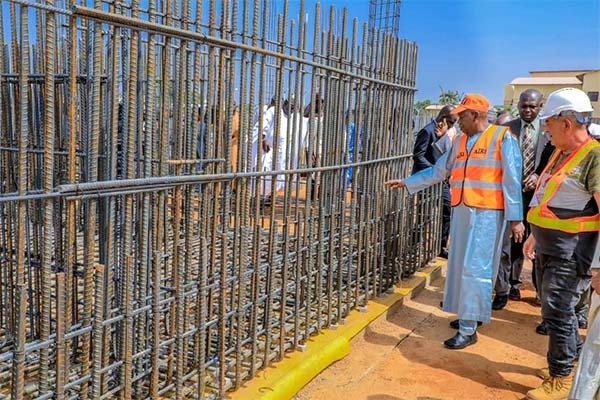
left=412, top=120, right=452, bottom=174
left=504, top=118, right=549, bottom=171
left=507, top=118, right=555, bottom=211
left=535, top=141, right=556, bottom=175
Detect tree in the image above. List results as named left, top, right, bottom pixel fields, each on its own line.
left=438, top=86, right=461, bottom=106
left=494, top=104, right=516, bottom=116
left=414, top=99, right=432, bottom=115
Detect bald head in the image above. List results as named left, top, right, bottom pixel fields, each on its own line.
left=518, top=89, right=543, bottom=123
left=520, top=89, right=543, bottom=103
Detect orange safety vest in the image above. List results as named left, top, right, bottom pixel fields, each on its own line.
left=527, top=137, right=600, bottom=233
left=449, top=124, right=507, bottom=210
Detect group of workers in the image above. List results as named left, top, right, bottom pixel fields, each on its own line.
left=248, top=96, right=364, bottom=203
left=249, top=97, right=325, bottom=199
left=386, top=87, right=600, bottom=400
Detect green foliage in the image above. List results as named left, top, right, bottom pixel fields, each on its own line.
left=438, top=88, right=461, bottom=106
left=494, top=104, right=517, bottom=116
left=414, top=99, right=432, bottom=115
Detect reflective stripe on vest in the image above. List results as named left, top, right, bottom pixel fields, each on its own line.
left=527, top=138, right=600, bottom=233
left=449, top=124, right=507, bottom=210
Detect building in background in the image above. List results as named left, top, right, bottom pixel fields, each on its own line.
left=504, top=69, right=600, bottom=120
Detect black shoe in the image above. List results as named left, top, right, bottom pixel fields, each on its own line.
left=508, top=287, right=521, bottom=301
left=449, top=319, right=483, bottom=329
left=444, top=332, right=478, bottom=350
left=536, top=322, right=549, bottom=335
left=577, top=317, right=588, bottom=329
left=438, top=249, right=449, bottom=259
left=492, top=294, right=509, bottom=310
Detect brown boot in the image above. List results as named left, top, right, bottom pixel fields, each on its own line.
left=527, top=374, right=573, bottom=400
left=536, top=363, right=577, bottom=380
left=536, top=367, right=550, bottom=380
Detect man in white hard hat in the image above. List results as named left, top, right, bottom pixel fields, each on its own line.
left=523, top=87, right=600, bottom=400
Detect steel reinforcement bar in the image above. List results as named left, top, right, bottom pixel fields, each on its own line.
left=0, top=0, right=442, bottom=398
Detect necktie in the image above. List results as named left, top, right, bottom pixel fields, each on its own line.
left=522, top=124, right=535, bottom=178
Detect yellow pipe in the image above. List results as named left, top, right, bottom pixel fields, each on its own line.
left=229, top=260, right=445, bottom=400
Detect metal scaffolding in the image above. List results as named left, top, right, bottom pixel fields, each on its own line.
left=0, top=0, right=440, bottom=398
left=368, top=0, right=402, bottom=47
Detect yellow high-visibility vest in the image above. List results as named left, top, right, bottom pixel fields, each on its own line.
left=527, top=138, right=600, bottom=233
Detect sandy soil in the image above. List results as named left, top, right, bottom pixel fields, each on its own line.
left=295, top=264, right=578, bottom=400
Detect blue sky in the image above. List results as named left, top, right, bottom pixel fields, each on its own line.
left=2, top=0, right=597, bottom=106
left=293, top=0, right=600, bottom=106
left=400, top=0, right=600, bottom=105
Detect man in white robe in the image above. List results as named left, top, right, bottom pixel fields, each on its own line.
left=250, top=103, right=275, bottom=198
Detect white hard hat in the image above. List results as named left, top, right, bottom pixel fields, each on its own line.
left=539, top=87, right=594, bottom=120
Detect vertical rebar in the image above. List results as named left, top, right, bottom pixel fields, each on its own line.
left=91, top=264, right=106, bottom=398
left=11, top=4, right=31, bottom=399
left=55, top=272, right=66, bottom=400
left=0, top=2, right=429, bottom=398
left=39, top=0, right=57, bottom=393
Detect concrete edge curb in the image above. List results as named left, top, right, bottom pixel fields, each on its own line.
left=228, top=258, right=447, bottom=400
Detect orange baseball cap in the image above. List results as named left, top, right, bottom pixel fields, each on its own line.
left=451, top=93, right=491, bottom=114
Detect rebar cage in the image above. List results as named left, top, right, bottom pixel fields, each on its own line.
left=0, top=0, right=442, bottom=398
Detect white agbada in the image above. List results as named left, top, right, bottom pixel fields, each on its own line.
left=250, top=106, right=275, bottom=196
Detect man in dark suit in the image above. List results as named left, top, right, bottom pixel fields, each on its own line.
left=492, top=89, right=549, bottom=310
left=412, top=105, right=458, bottom=258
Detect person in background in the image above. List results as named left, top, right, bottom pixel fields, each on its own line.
left=303, top=96, right=325, bottom=201
left=280, top=97, right=306, bottom=179
left=411, top=105, right=458, bottom=258
left=493, top=89, right=548, bottom=311
left=250, top=97, right=277, bottom=202
left=345, top=110, right=359, bottom=187
left=229, top=106, right=241, bottom=172
left=386, top=94, right=524, bottom=350
left=267, top=98, right=296, bottom=196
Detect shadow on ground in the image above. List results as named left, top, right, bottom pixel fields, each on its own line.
left=365, top=280, right=545, bottom=395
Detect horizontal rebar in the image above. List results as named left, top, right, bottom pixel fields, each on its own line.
left=0, top=0, right=440, bottom=398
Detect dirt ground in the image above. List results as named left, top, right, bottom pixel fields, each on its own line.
left=295, top=263, right=579, bottom=400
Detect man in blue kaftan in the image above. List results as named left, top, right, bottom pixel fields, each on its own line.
left=386, top=93, right=524, bottom=349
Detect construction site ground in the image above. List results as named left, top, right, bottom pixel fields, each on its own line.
left=295, top=262, right=576, bottom=400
